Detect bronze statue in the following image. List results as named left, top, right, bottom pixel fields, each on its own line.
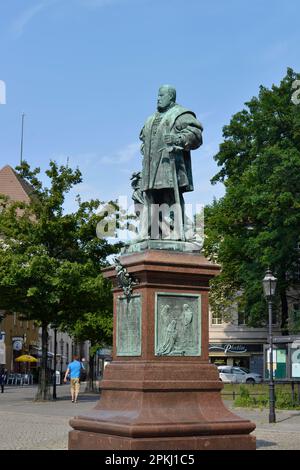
left=137, top=85, right=203, bottom=241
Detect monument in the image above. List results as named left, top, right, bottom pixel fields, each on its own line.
left=69, top=86, right=256, bottom=450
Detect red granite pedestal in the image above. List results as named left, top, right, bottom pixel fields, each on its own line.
left=68, top=250, right=256, bottom=450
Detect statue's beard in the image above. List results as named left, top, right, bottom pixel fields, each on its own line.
left=157, top=102, right=174, bottom=113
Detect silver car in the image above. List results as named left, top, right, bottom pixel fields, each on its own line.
left=218, top=366, right=263, bottom=384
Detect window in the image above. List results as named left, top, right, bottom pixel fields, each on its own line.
left=293, top=303, right=300, bottom=322
left=294, top=265, right=300, bottom=281
left=286, top=260, right=300, bottom=281
left=211, top=310, right=223, bottom=325
left=290, top=303, right=300, bottom=331
left=238, top=308, right=246, bottom=325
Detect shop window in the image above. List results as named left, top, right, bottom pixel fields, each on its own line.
left=210, top=357, right=227, bottom=366
left=291, top=346, right=300, bottom=379
left=265, top=346, right=288, bottom=380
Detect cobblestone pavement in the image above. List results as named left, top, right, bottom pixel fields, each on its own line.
left=0, top=384, right=99, bottom=450
left=228, top=403, right=300, bottom=450
left=1, top=386, right=300, bottom=450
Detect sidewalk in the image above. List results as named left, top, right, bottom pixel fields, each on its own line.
left=0, top=384, right=99, bottom=450
left=227, top=401, right=300, bottom=450
left=1, top=386, right=300, bottom=450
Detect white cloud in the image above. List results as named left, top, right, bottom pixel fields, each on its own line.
left=11, top=0, right=58, bottom=38
left=11, top=0, right=138, bottom=38
left=51, top=141, right=140, bottom=169
left=100, top=142, right=140, bottom=165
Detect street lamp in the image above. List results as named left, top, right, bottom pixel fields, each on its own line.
left=60, top=338, right=64, bottom=384
left=262, top=268, right=277, bottom=423
left=52, top=328, right=57, bottom=400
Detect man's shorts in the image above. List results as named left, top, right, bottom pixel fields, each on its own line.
left=70, top=378, right=80, bottom=393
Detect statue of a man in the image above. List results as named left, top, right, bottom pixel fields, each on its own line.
left=138, top=85, right=203, bottom=241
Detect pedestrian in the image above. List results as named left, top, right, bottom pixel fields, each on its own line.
left=63, top=355, right=85, bottom=403
left=0, top=368, right=7, bottom=393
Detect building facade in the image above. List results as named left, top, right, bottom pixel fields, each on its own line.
left=209, top=286, right=300, bottom=375
left=209, top=307, right=282, bottom=375
left=0, top=311, right=76, bottom=376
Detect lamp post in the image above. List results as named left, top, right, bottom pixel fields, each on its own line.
left=262, top=268, right=277, bottom=423
left=0, top=311, right=5, bottom=367
left=60, top=338, right=64, bottom=385
left=52, top=328, right=57, bottom=400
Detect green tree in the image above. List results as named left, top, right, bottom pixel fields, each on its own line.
left=0, top=161, right=121, bottom=399
left=205, top=68, right=300, bottom=333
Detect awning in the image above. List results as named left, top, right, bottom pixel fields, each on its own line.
left=30, top=346, right=54, bottom=358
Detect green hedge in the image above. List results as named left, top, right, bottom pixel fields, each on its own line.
left=233, top=384, right=300, bottom=410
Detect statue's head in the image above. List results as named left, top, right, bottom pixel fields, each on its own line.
left=157, top=85, right=176, bottom=112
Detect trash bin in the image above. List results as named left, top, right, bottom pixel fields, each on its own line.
left=55, top=370, right=61, bottom=385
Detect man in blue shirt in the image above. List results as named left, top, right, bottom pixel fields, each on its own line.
left=64, top=355, right=84, bottom=403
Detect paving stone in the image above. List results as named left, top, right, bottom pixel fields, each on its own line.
left=1, top=386, right=300, bottom=450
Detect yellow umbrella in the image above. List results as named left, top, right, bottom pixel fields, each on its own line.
left=15, top=354, right=38, bottom=363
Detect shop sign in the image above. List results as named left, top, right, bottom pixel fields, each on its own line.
left=97, top=348, right=112, bottom=357
left=209, top=343, right=248, bottom=354
left=13, top=339, right=23, bottom=351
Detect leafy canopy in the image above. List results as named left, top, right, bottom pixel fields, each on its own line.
left=204, top=68, right=300, bottom=330
left=0, top=160, right=121, bottom=333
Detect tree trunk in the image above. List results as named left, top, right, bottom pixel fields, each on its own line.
left=280, top=289, right=289, bottom=335
left=35, top=323, right=51, bottom=401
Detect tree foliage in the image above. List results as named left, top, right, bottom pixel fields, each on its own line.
left=204, top=68, right=300, bottom=332
left=0, top=160, right=121, bottom=399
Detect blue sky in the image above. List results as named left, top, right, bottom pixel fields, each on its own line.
left=0, top=0, right=300, bottom=213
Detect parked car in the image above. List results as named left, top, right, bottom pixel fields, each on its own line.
left=217, top=366, right=263, bottom=384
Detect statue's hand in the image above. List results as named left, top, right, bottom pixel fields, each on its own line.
left=164, top=134, right=175, bottom=145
